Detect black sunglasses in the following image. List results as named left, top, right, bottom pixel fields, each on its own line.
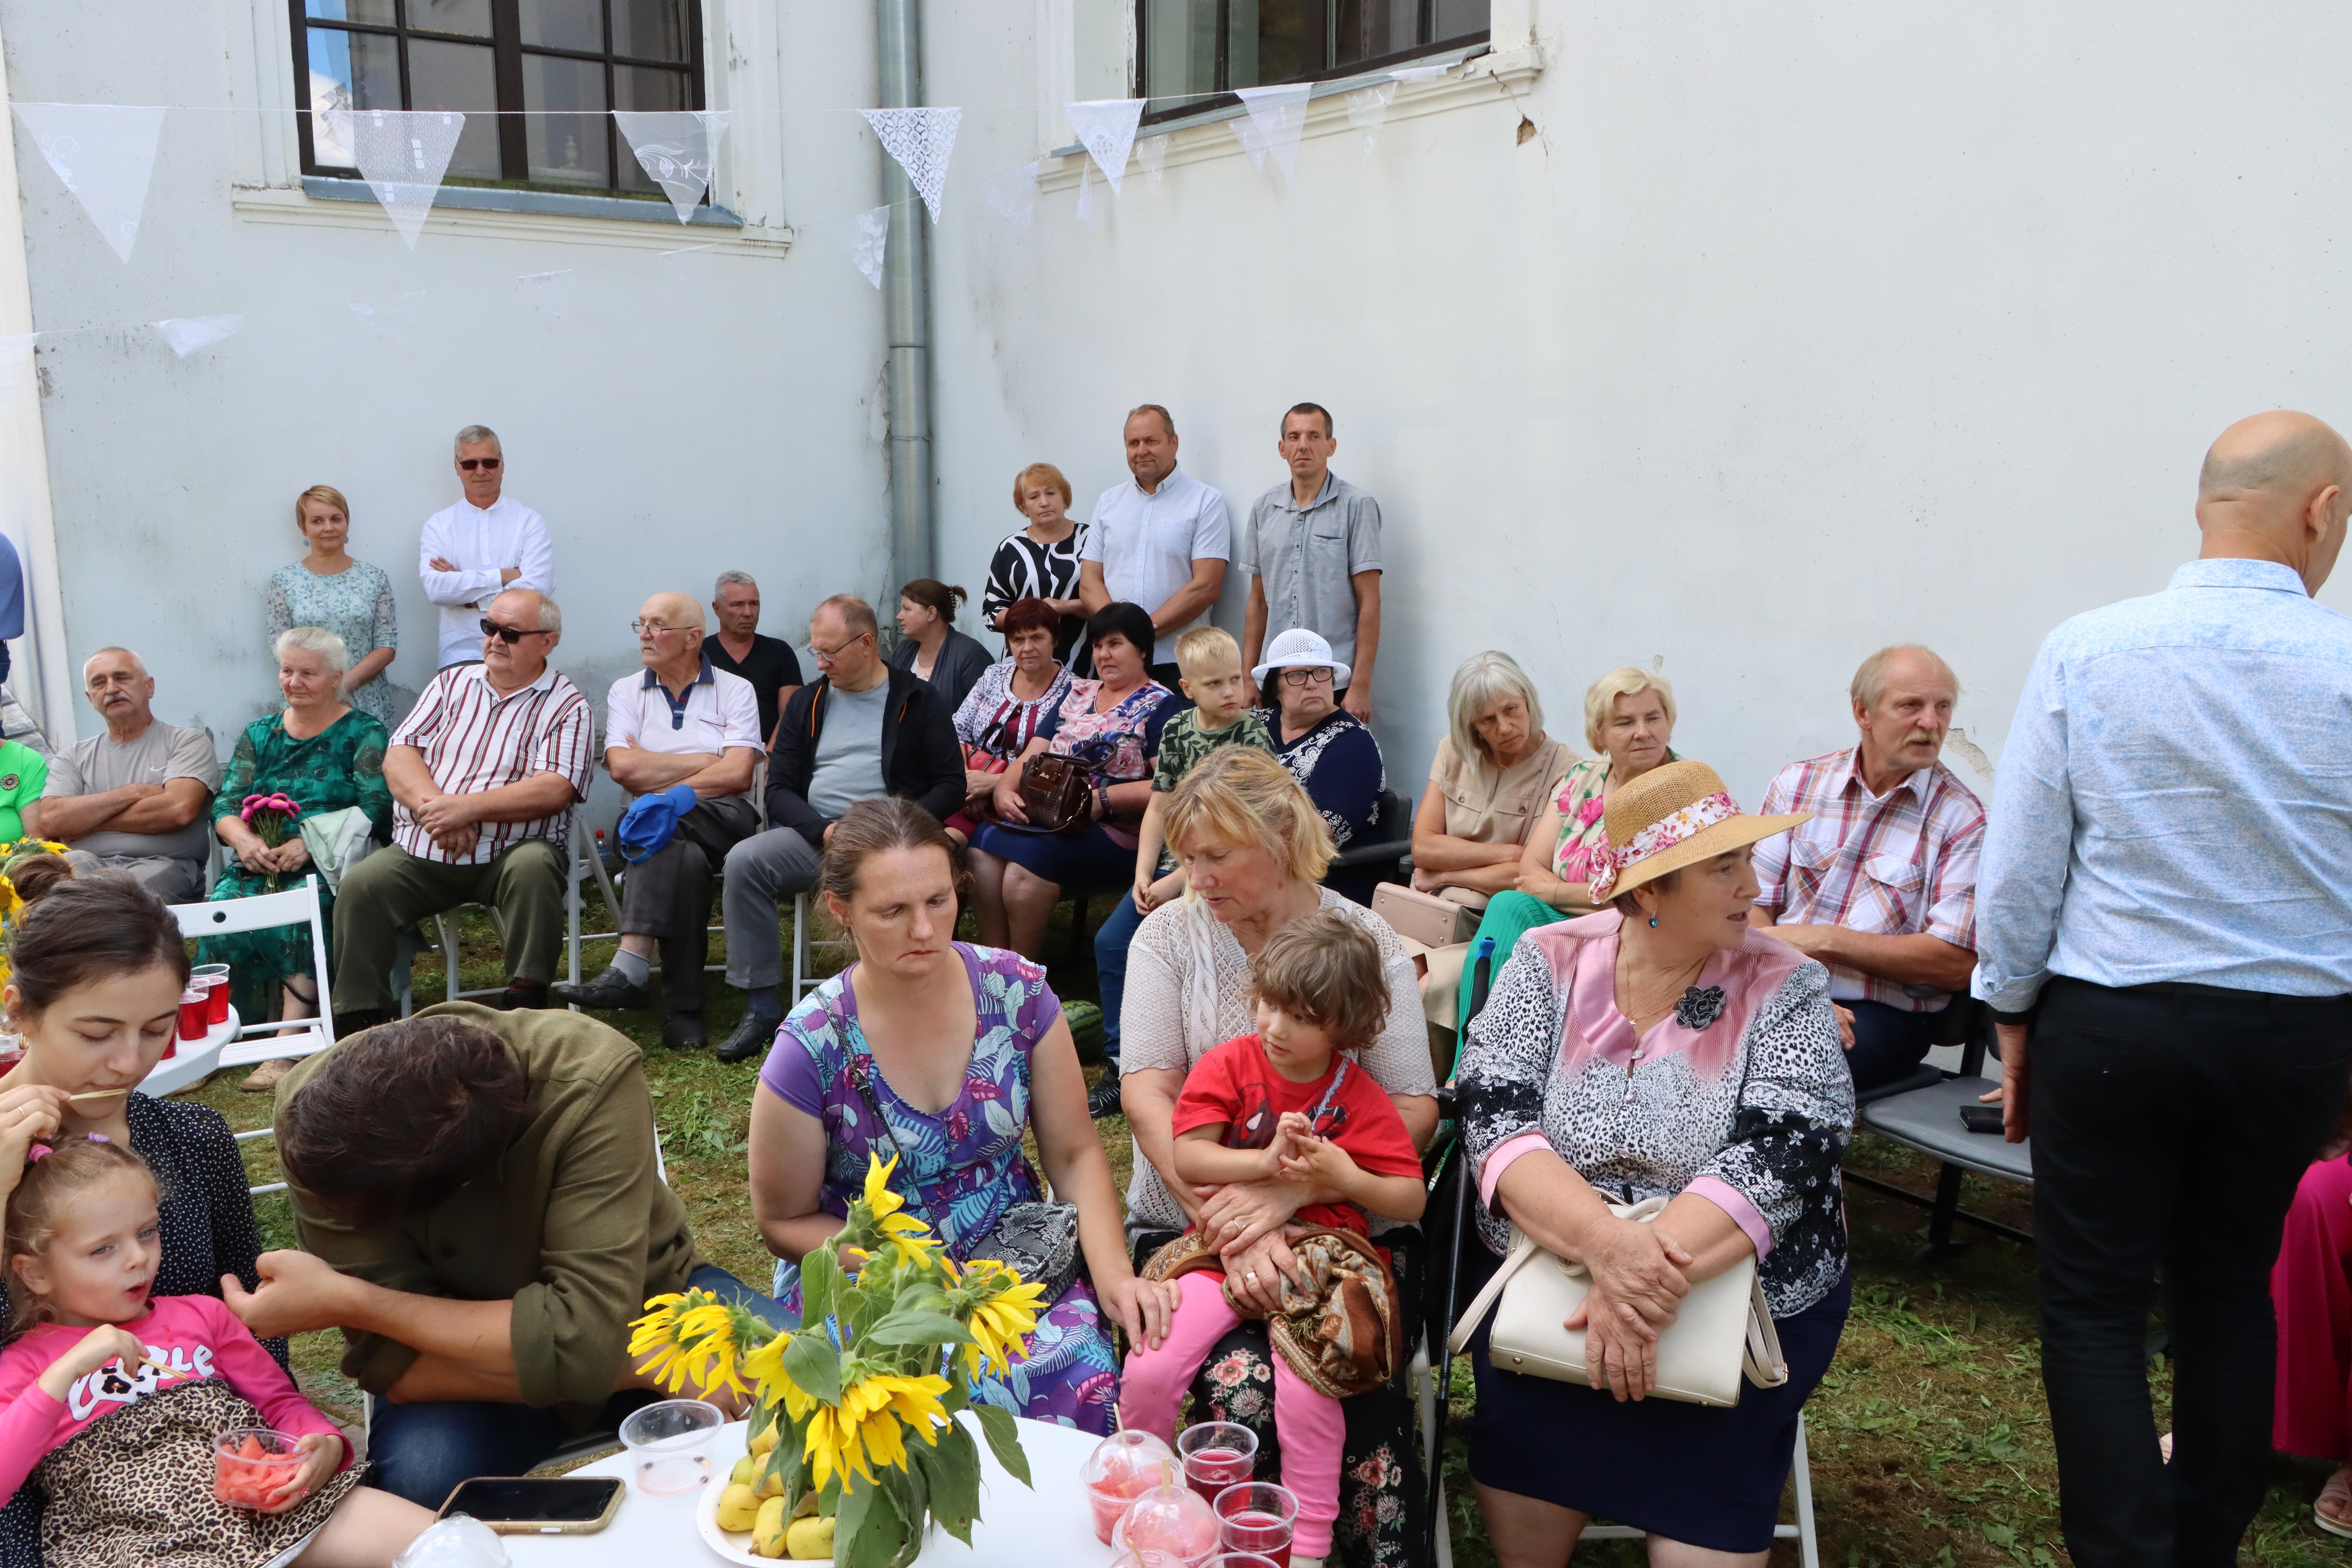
left=458, top=457, right=502, bottom=471
left=479, top=617, right=546, bottom=644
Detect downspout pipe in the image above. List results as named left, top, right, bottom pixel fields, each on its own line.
left=877, top=0, right=935, bottom=590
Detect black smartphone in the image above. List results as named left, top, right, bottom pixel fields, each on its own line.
left=437, top=1476, right=625, bottom=1534
left=1959, top=1104, right=2004, bottom=1134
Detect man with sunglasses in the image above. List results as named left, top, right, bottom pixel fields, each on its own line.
left=329, top=588, right=594, bottom=1034
left=713, top=594, right=962, bottom=1061
left=420, top=424, right=554, bottom=670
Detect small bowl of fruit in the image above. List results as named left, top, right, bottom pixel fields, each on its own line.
left=213, top=1427, right=304, bottom=1511
left=698, top=1419, right=834, bottom=1562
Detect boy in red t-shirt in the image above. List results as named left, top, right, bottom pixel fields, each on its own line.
left=1118, top=912, right=1425, bottom=1568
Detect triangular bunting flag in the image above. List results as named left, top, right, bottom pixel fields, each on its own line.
left=152, top=315, right=244, bottom=359
left=1345, top=81, right=1398, bottom=156
left=1075, top=160, right=1095, bottom=226
left=851, top=206, right=889, bottom=289
left=327, top=109, right=466, bottom=249
left=1233, top=82, right=1313, bottom=183
left=612, top=110, right=731, bottom=224
left=983, top=161, right=1038, bottom=227
left=861, top=107, right=961, bottom=224
left=348, top=291, right=428, bottom=346
left=1136, top=133, right=1170, bottom=183
left=11, top=105, right=166, bottom=265
left=1065, top=99, right=1144, bottom=194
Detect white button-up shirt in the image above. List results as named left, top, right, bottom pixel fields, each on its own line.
left=419, top=495, right=556, bottom=668
left=605, top=657, right=762, bottom=797
left=1081, top=465, right=1230, bottom=640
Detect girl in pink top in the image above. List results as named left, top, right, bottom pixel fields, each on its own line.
left=0, top=1135, right=433, bottom=1566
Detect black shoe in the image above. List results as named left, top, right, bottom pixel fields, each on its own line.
left=333, top=1008, right=391, bottom=1040
left=715, top=1007, right=785, bottom=1064
left=500, top=980, right=551, bottom=1011
left=550, top=966, right=652, bottom=1012
left=662, top=1011, right=707, bottom=1049
left=1087, top=1065, right=1124, bottom=1120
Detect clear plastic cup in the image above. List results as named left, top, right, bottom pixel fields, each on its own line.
left=617, top=1398, right=724, bottom=1494
left=191, top=964, right=231, bottom=1025
left=175, top=988, right=208, bottom=1044
left=1214, top=1481, right=1298, bottom=1568
left=1177, top=1421, right=1258, bottom=1507
left=1114, top=1481, right=1222, bottom=1568
left=213, top=1426, right=304, bottom=1510
left=1082, top=1428, right=1176, bottom=1544
left=1107, top=1551, right=1186, bottom=1568
left=1204, top=1556, right=1283, bottom=1568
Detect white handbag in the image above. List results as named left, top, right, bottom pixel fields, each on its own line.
left=1445, top=1195, right=1789, bottom=1408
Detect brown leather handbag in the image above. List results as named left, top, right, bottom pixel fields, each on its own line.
left=1018, top=751, right=1098, bottom=833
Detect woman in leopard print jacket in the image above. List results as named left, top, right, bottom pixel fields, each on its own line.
left=1454, top=760, right=1854, bottom=1565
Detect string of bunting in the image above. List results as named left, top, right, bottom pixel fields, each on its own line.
left=0, top=64, right=1464, bottom=335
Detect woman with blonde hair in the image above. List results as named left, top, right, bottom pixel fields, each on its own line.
left=264, top=485, right=401, bottom=728
left=981, top=462, right=1089, bottom=663
left=1450, top=665, right=1681, bottom=1047
left=1119, top=747, right=1439, bottom=1566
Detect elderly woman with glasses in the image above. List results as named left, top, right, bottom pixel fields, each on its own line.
left=1254, top=628, right=1389, bottom=904
left=205, top=626, right=394, bottom=1089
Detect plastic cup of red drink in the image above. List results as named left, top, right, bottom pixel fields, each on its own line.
left=1177, top=1421, right=1257, bottom=1507
left=213, top=1427, right=304, bottom=1510
left=1114, top=1480, right=1222, bottom=1567
left=1204, top=1556, right=1283, bottom=1568
left=191, top=965, right=231, bottom=1025
left=1083, top=1428, right=1177, bottom=1544
left=175, top=988, right=208, bottom=1045
left=1215, top=1481, right=1298, bottom=1568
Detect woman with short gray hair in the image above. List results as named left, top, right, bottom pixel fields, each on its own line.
left=204, top=625, right=393, bottom=1089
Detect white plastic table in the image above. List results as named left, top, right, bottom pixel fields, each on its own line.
left=139, top=1009, right=244, bottom=1098
left=503, top=1416, right=1115, bottom=1566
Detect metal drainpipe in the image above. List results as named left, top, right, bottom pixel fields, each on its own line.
left=877, top=0, right=935, bottom=591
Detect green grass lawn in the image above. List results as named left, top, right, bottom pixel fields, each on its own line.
left=179, top=897, right=2352, bottom=1566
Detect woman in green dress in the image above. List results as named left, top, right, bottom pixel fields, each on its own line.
left=204, top=627, right=392, bottom=1090
left=264, top=484, right=402, bottom=729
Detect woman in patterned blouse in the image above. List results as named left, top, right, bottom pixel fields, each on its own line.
left=1456, top=759, right=1853, bottom=1563
left=263, top=485, right=402, bottom=730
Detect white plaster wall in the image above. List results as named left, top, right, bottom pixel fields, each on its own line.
left=923, top=0, right=2352, bottom=812
left=0, top=0, right=898, bottom=823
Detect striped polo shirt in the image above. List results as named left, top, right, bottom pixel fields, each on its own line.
left=388, top=662, right=595, bottom=864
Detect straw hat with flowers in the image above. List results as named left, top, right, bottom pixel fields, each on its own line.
left=1584, top=760, right=1811, bottom=906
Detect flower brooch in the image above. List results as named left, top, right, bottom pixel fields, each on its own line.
left=1673, top=985, right=1728, bottom=1032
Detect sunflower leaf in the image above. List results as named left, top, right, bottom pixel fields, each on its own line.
left=784, top=1329, right=844, bottom=1404
left=972, top=1403, right=1032, bottom=1488
left=919, top=1418, right=982, bottom=1542
left=839, top=1475, right=907, bottom=1568
left=866, top=1310, right=975, bottom=1346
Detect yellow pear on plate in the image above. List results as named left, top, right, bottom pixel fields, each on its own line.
left=785, top=1514, right=836, bottom=1560
left=713, top=1483, right=760, bottom=1534
left=730, top=1456, right=758, bottom=1489
left=752, top=1495, right=790, bottom=1559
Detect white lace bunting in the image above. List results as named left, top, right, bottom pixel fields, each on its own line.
left=1345, top=81, right=1398, bottom=156
left=851, top=205, right=889, bottom=289
left=11, top=104, right=166, bottom=264
left=1136, top=133, right=1170, bottom=182
left=1231, top=82, right=1313, bottom=183
left=861, top=107, right=961, bottom=223
left=1065, top=98, right=1144, bottom=194
left=327, top=109, right=466, bottom=249
left=983, top=161, right=1039, bottom=227
left=612, top=110, right=732, bottom=224
left=151, top=315, right=244, bottom=359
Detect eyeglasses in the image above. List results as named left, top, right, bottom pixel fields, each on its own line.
left=1279, top=667, right=1334, bottom=687
left=631, top=620, right=691, bottom=637
left=806, top=631, right=873, bottom=666
left=479, top=617, right=549, bottom=644
left=458, top=457, right=503, bottom=472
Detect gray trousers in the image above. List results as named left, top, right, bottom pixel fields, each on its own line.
left=62, top=850, right=203, bottom=904
left=616, top=795, right=759, bottom=1014
left=332, top=839, right=567, bottom=1011
left=720, top=824, right=824, bottom=991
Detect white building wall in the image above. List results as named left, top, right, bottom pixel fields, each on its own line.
left=924, top=0, right=2352, bottom=811
left=0, top=0, right=899, bottom=820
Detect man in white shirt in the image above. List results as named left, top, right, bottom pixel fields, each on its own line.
left=1078, top=403, right=1230, bottom=688
left=553, top=592, right=761, bottom=1047
left=420, top=424, right=555, bottom=669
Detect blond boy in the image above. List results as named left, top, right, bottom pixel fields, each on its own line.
left=1132, top=628, right=1276, bottom=914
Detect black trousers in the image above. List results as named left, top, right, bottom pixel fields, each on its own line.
left=1844, top=997, right=1935, bottom=1091
left=616, top=795, right=760, bottom=1015
left=2032, top=976, right=2352, bottom=1567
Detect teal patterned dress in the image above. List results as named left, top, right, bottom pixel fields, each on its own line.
left=199, top=710, right=392, bottom=1018
left=264, top=559, right=401, bottom=729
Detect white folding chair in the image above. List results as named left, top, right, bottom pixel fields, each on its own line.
left=169, top=877, right=340, bottom=1198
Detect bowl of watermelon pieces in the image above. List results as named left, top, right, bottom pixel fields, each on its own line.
left=213, top=1427, right=303, bottom=1510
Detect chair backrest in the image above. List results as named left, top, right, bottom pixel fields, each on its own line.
left=1370, top=788, right=1406, bottom=841
left=170, top=876, right=336, bottom=1023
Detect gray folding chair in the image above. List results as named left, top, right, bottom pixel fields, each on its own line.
left=1846, top=999, right=2035, bottom=1257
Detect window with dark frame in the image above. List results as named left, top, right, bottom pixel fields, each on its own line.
left=1136, top=0, right=1488, bottom=122
left=293, top=0, right=706, bottom=199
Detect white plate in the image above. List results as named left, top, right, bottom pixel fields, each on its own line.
left=694, top=1471, right=771, bottom=1566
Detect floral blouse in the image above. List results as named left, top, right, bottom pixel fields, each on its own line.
left=264, top=560, right=401, bottom=729
left=1034, top=678, right=1174, bottom=786
left=1457, top=912, right=1853, bottom=1318
left=952, top=659, right=1075, bottom=762
left=1549, top=749, right=1677, bottom=883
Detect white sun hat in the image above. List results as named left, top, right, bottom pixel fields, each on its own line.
left=1250, top=626, right=1351, bottom=688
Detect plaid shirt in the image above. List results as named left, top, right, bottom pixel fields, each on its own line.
left=1751, top=748, right=1985, bottom=1012
left=388, top=663, right=594, bottom=865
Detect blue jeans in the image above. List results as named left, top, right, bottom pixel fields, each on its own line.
left=1092, top=890, right=1147, bottom=1072
left=363, top=1263, right=787, bottom=1509
left=1843, top=998, right=1936, bottom=1091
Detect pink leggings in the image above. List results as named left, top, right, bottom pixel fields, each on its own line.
left=2273, top=1154, right=2352, bottom=1459
left=1118, top=1272, right=1342, bottom=1559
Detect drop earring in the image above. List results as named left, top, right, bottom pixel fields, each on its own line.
left=1648, top=914, right=1659, bottom=928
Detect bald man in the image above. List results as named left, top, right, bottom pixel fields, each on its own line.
left=1975, top=411, right=2352, bottom=1567
left=28, top=646, right=220, bottom=901
left=552, top=591, right=761, bottom=1046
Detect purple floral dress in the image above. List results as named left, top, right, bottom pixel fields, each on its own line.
left=758, top=944, right=1119, bottom=1435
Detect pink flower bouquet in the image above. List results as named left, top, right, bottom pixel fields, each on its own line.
left=239, top=793, right=302, bottom=891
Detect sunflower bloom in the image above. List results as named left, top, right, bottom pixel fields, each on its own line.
left=958, top=1263, right=1046, bottom=1375
left=869, top=1373, right=950, bottom=1444
left=861, top=1152, right=907, bottom=1220
left=805, top=1402, right=877, bottom=1491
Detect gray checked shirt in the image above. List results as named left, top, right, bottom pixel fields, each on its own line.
left=1244, top=472, right=1383, bottom=673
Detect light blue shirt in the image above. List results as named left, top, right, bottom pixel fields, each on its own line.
left=1973, top=557, right=2352, bottom=1012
